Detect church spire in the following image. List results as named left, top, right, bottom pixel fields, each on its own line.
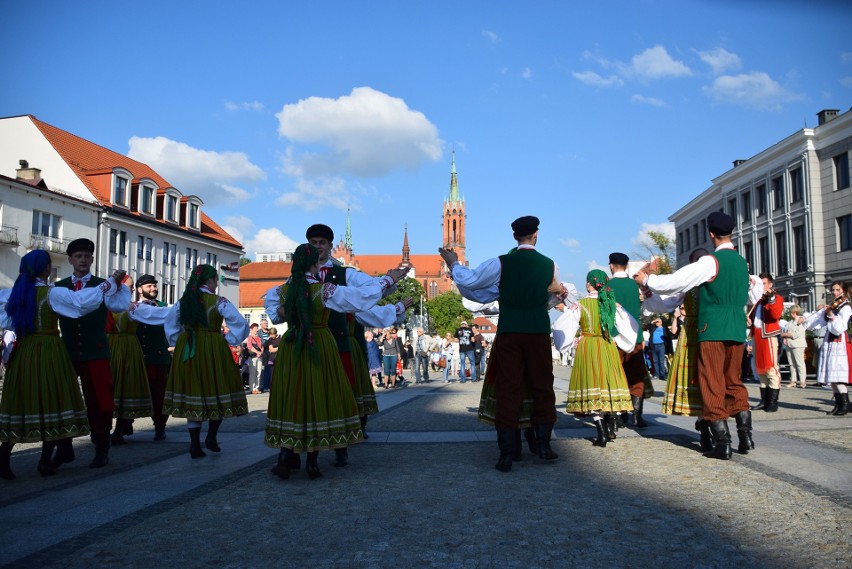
left=344, top=207, right=352, bottom=250
left=447, top=149, right=460, bottom=203
left=402, top=224, right=410, bottom=266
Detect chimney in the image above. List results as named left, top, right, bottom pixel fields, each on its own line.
left=16, top=159, right=42, bottom=181
left=817, top=109, right=839, bottom=126
left=733, top=159, right=747, bottom=168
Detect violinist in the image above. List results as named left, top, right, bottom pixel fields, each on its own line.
left=747, top=273, right=784, bottom=412
left=804, top=281, right=851, bottom=415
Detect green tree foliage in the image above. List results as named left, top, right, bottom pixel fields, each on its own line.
left=426, top=291, right=472, bottom=337
left=239, top=257, right=252, bottom=267
left=379, top=277, right=426, bottom=317
left=635, top=230, right=676, bottom=275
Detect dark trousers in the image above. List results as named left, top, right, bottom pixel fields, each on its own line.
left=146, top=363, right=170, bottom=428
left=414, top=353, right=430, bottom=381
left=651, top=343, right=668, bottom=380
left=73, top=359, right=114, bottom=435
left=698, top=341, right=749, bottom=421
left=261, top=364, right=273, bottom=391
left=491, top=333, right=556, bottom=428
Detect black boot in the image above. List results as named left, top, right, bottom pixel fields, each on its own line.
left=765, top=388, right=779, bottom=412
left=826, top=393, right=842, bottom=415
left=154, top=426, right=166, bottom=441
left=833, top=392, right=850, bottom=416
left=512, top=429, right=523, bottom=461
left=37, top=441, right=57, bottom=477
left=592, top=417, right=607, bottom=448
left=111, top=419, right=128, bottom=446
left=188, top=427, right=206, bottom=459
left=751, top=387, right=767, bottom=410
left=271, top=448, right=293, bottom=480
left=123, top=419, right=134, bottom=436
left=604, top=413, right=617, bottom=441
left=695, top=419, right=714, bottom=452
left=631, top=396, right=647, bottom=428
left=523, top=427, right=538, bottom=455
left=495, top=428, right=514, bottom=472
left=89, top=433, right=110, bottom=468
left=533, top=423, right=558, bottom=461
left=289, top=452, right=302, bottom=470
left=360, top=416, right=369, bottom=439
left=334, top=447, right=349, bottom=467
left=703, top=420, right=732, bottom=460
left=614, top=413, right=626, bottom=429
left=50, top=437, right=75, bottom=470
left=205, top=419, right=222, bottom=452
left=734, top=410, right=754, bottom=454
left=305, top=451, right=322, bottom=479
left=0, top=442, right=15, bottom=480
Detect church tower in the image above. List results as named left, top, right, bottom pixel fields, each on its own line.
left=442, top=151, right=467, bottom=265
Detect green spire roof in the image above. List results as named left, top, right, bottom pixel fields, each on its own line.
left=447, top=150, right=461, bottom=203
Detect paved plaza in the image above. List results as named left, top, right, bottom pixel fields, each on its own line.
left=0, top=366, right=849, bottom=569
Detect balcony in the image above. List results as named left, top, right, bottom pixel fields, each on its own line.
left=0, top=225, right=18, bottom=247
left=29, top=233, right=71, bottom=255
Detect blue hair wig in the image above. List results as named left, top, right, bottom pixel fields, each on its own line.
left=7, top=249, right=51, bottom=338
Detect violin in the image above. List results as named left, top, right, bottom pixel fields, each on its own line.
left=760, top=288, right=777, bottom=303
left=826, top=295, right=849, bottom=313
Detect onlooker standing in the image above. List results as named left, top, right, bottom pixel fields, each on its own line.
left=381, top=328, right=403, bottom=388
left=455, top=320, right=476, bottom=384
left=261, top=327, right=280, bottom=392
left=471, top=324, right=486, bottom=382
left=413, top=327, right=433, bottom=383
left=246, top=323, right=264, bottom=394
left=649, top=318, right=668, bottom=380
left=781, top=306, right=808, bottom=389
left=365, top=331, right=382, bottom=389
left=440, top=332, right=455, bottom=383
left=402, top=340, right=414, bottom=371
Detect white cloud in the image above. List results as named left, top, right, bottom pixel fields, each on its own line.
left=702, top=71, right=800, bottom=110
left=696, top=47, right=742, bottom=75
left=630, top=45, right=691, bottom=79
left=224, top=100, right=264, bottom=112
left=631, top=94, right=668, bottom=107
left=521, top=67, right=533, bottom=79
left=571, top=70, right=624, bottom=88
left=632, top=222, right=676, bottom=247
left=586, top=259, right=608, bottom=273
left=127, top=136, right=265, bottom=206
left=560, top=237, right=580, bottom=250
left=482, top=30, right=500, bottom=44
left=840, top=76, right=852, bottom=89
left=221, top=215, right=255, bottom=244
left=244, top=227, right=301, bottom=257
left=276, top=87, right=442, bottom=178
left=275, top=176, right=355, bottom=212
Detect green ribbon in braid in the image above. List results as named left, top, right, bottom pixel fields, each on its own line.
left=178, top=263, right=218, bottom=361
left=586, top=269, right=617, bottom=342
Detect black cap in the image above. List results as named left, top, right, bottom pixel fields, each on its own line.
left=66, top=238, right=95, bottom=256
left=707, top=211, right=735, bottom=236
left=511, top=215, right=539, bottom=236
left=306, top=224, right=334, bottom=241
left=135, top=274, right=158, bottom=288
left=609, top=252, right=629, bottom=266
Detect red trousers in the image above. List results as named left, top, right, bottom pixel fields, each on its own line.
left=620, top=344, right=647, bottom=397
left=697, top=341, right=749, bottom=421
left=73, top=359, right=115, bottom=435
left=491, top=333, right=556, bottom=428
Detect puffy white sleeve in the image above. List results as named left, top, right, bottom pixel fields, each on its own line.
left=164, top=304, right=183, bottom=346
left=802, top=309, right=826, bottom=332
left=48, top=283, right=111, bottom=318
left=128, top=302, right=170, bottom=326
left=642, top=290, right=684, bottom=314
left=104, top=278, right=132, bottom=313
left=322, top=281, right=385, bottom=313
left=0, top=289, right=11, bottom=329
left=552, top=302, right=581, bottom=354
left=463, top=297, right=500, bottom=315
left=263, top=285, right=285, bottom=325
left=646, top=255, right=716, bottom=295
left=450, top=258, right=501, bottom=290
left=355, top=302, right=407, bottom=328
left=613, top=305, right=640, bottom=352
left=747, top=275, right=763, bottom=305
left=218, top=296, right=249, bottom=345
left=346, top=268, right=397, bottom=298
left=826, top=305, right=852, bottom=336
left=457, top=282, right=499, bottom=304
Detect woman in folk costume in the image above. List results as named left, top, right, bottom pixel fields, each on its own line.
left=552, top=269, right=635, bottom=448
left=0, top=250, right=127, bottom=479
left=263, top=243, right=404, bottom=480
left=804, top=280, right=852, bottom=415
left=107, top=276, right=154, bottom=445
left=164, top=264, right=249, bottom=459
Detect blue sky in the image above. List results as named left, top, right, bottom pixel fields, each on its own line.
left=2, top=1, right=850, bottom=283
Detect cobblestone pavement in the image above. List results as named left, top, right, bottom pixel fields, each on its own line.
left=0, top=367, right=849, bottom=569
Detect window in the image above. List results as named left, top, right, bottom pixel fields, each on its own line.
left=206, top=252, right=218, bottom=266
left=742, top=241, right=754, bottom=271
left=741, top=192, right=751, bottom=222
left=189, top=204, right=199, bottom=228
left=163, top=241, right=170, bottom=264
left=146, top=237, right=152, bottom=261
left=758, top=237, right=769, bottom=274
left=756, top=184, right=767, bottom=216
left=793, top=225, right=807, bottom=272
left=137, top=235, right=145, bottom=259
left=170, top=243, right=177, bottom=266
left=839, top=214, right=852, bottom=252
left=835, top=152, right=850, bottom=190
left=110, top=229, right=127, bottom=255
left=167, top=195, right=178, bottom=222
left=700, top=220, right=707, bottom=240
left=728, top=197, right=737, bottom=219
left=185, top=248, right=198, bottom=269
left=678, top=232, right=683, bottom=253
left=31, top=210, right=61, bottom=238
left=789, top=168, right=803, bottom=203
left=685, top=227, right=691, bottom=250
left=771, top=176, right=784, bottom=211
left=141, top=186, right=154, bottom=214
left=114, top=176, right=128, bottom=207
left=775, top=231, right=788, bottom=275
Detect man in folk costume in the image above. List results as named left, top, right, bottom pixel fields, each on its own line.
left=440, top=215, right=565, bottom=472
left=608, top=252, right=649, bottom=428
left=55, top=238, right=131, bottom=468
left=635, top=212, right=753, bottom=460
left=305, top=224, right=407, bottom=467
left=134, top=274, right=171, bottom=440
left=748, top=273, right=785, bottom=413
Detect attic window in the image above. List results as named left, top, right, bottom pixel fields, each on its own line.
left=140, top=185, right=155, bottom=215
left=166, top=195, right=178, bottom=222
left=113, top=175, right=129, bottom=208
left=188, top=203, right=199, bottom=229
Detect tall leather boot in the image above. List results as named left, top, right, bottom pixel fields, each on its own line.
left=592, top=417, right=607, bottom=448
left=765, top=388, right=779, bottom=412
left=495, top=428, right=514, bottom=472
left=205, top=419, right=222, bottom=452
left=533, top=423, right=558, bottom=461
left=703, top=420, right=732, bottom=460
left=631, top=396, right=647, bottom=428
left=305, top=451, right=322, bottom=479
left=0, top=442, right=15, bottom=480
left=826, top=393, right=841, bottom=415
left=334, top=447, right=349, bottom=467
left=751, top=387, right=767, bottom=410
left=512, top=429, right=523, bottom=461
left=89, top=433, right=110, bottom=468
left=37, top=441, right=57, bottom=477
left=289, top=451, right=302, bottom=470
left=50, top=437, right=75, bottom=470
left=734, top=411, right=754, bottom=454
left=604, top=414, right=616, bottom=441
left=360, top=416, right=369, bottom=439
left=271, top=447, right=293, bottom=480
left=523, top=427, right=538, bottom=455
left=111, top=419, right=128, bottom=446
left=833, top=393, right=850, bottom=416
left=188, top=427, right=206, bottom=459
left=695, top=419, right=714, bottom=452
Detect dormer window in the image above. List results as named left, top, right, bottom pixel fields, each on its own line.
left=113, top=173, right=130, bottom=208
left=189, top=203, right=198, bottom=227
left=166, top=194, right=179, bottom=223
left=184, top=196, right=203, bottom=231
left=136, top=178, right=158, bottom=216
left=140, top=186, right=154, bottom=214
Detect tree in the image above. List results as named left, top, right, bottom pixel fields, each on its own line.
left=635, top=230, right=676, bottom=275
left=239, top=257, right=252, bottom=267
left=426, top=291, right=472, bottom=337
left=379, top=277, right=426, bottom=317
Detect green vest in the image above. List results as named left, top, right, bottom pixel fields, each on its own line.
left=496, top=249, right=553, bottom=335
left=323, top=265, right=351, bottom=353
left=608, top=276, right=643, bottom=344
left=697, top=249, right=749, bottom=343
left=56, top=275, right=110, bottom=361
left=136, top=300, right=172, bottom=366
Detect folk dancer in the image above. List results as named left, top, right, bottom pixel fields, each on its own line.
left=132, top=274, right=172, bottom=440
left=803, top=281, right=851, bottom=415
left=748, top=273, right=785, bottom=412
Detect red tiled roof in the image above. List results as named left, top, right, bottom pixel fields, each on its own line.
left=28, top=115, right=241, bottom=249
left=347, top=253, right=446, bottom=277
left=240, top=282, right=276, bottom=308
left=239, top=261, right=292, bottom=280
